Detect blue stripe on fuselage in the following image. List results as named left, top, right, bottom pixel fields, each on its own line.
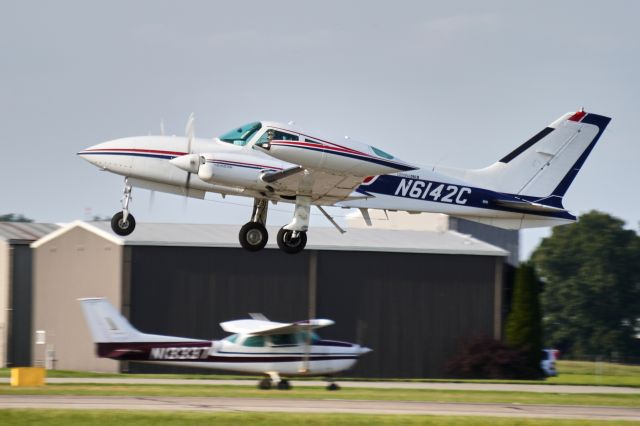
left=357, top=175, right=575, bottom=220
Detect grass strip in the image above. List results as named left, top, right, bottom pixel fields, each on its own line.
left=0, top=409, right=638, bottom=426
left=1, top=383, right=639, bottom=407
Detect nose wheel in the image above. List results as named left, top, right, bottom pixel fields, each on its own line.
left=111, top=211, right=136, bottom=236
left=111, top=178, right=136, bottom=236
left=277, top=228, right=307, bottom=254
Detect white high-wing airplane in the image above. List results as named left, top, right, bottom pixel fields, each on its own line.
left=78, top=109, right=610, bottom=254
left=79, top=298, right=371, bottom=390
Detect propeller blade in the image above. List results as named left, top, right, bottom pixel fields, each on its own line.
left=184, top=113, right=196, bottom=198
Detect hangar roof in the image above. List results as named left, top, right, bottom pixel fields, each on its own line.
left=32, top=221, right=507, bottom=256
left=0, top=222, right=59, bottom=244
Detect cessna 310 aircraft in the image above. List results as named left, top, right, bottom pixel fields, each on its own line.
left=79, top=298, right=370, bottom=390
left=78, top=109, right=610, bottom=253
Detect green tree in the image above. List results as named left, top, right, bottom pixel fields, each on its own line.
left=531, top=210, right=640, bottom=359
left=505, top=263, right=543, bottom=372
left=0, top=213, right=33, bottom=222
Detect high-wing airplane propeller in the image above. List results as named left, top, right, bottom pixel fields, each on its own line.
left=78, top=109, right=611, bottom=253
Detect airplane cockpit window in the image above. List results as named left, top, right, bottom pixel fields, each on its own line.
left=255, top=129, right=299, bottom=148
left=242, top=335, right=265, bottom=347
left=224, top=334, right=239, bottom=343
left=219, top=122, right=262, bottom=146
left=270, top=333, right=297, bottom=346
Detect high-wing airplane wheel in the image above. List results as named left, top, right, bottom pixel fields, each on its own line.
left=277, top=379, right=291, bottom=390
left=110, top=212, right=136, bottom=236
left=258, top=378, right=273, bottom=390
left=239, top=222, right=269, bottom=252
left=276, top=228, right=307, bottom=254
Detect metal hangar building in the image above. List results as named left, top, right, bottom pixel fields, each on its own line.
left=30, top=221, right=508, bottom=378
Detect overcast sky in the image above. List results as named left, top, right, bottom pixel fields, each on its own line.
left=2, top=1, right=638, bottom=259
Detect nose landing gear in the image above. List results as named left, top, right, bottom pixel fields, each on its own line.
left=111, top=178, right=136, bottom=236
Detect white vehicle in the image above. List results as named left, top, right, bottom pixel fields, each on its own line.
left=79, top=298, right=370, bottom=390
left=541, top=349, right=559, bottom=377
left=78, top=110, right=610, bottom=254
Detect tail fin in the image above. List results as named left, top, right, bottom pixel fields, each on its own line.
left=79, top=297, right=200, bottom=344
left=458, top=110, right=611, bottom=207
left=79, top=298, right=143, bottom=343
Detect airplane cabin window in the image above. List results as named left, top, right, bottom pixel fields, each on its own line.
left=219, top=122, right=262, bottom=146
left=224, top=334, right=239, bottom=343
left=272, top=130, right=298, bottom=141
left=297, top=331, right=320, bottom=344
left=270, top=333, right=297, bottom=346
left=371, top=146, right=394, bottom=159
left=243, top=335, right=266, bottom=347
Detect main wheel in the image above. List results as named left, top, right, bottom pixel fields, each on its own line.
left=326, top=383, right=340, bottom=391
left=276, top=228, right=307, bottom=254
left=277, top=379, right=291, bottom=390
left=239, top=222, right=269, bottom=252
left=111, top=211, right=136, bottom=236
left=258, top=378, right=272, bottom=390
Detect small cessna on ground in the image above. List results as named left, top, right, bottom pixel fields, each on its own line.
left=79, top=298, right=370, bottom=390
left=78, top=109, right=610, bottom=253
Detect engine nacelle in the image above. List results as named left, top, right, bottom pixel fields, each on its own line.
left=196, top=153, right=281, bottom=189
left=258, top=138, right=415, bottom=176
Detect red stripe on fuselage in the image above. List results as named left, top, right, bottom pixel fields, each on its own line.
left=83, top=148, right=188, bottom=156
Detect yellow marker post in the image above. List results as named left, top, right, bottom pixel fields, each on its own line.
left=10, top=367, right=46, bottom=386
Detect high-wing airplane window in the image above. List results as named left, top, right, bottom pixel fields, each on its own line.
left=243, top=335, right=265, bottom=347
left=297, top=331, right=320, bottom=344
left=270, top=333, right=297, bottom=346
left=224, top=334, right=239, bottom=343
left=219, top=122, right=262, bottom=146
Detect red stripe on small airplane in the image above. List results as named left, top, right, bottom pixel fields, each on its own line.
left=83, top=148, right=188, bottom=156
left=271, top=140, right=373, bottom=158
left=568, top=111, right=587, bottom=122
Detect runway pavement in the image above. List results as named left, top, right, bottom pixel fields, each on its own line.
left=2, top=377, right=639, bottom=394
left=1, top=395, right=639, bottom=420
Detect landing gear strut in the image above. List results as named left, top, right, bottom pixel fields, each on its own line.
left=239, top=198, right=269, bottom=252
left=277, top=195, right=310, bottom=254
left=111, top=178, right=136, bottom=236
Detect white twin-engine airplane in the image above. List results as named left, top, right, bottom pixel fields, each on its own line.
left=79, top=298, right=370, bottom=390
left=78, top=109, right=610, bottom=254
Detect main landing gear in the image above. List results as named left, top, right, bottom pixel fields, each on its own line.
left=111, top=178, right=136, bottom=236
left=258, top=372, right=291, bottom=390
left=239, top=196, right=310, bottom=254
left=239, top=199, right=269, bottom=251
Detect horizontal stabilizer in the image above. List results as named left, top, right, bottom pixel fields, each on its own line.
left=493, top=199, right=568, bottom=214
left=220, top=318, right=334, bottom=335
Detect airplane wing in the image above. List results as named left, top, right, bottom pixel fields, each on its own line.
left=264, top=169, right=370, bottom=205
left=220, top=318, right=334, bottom=335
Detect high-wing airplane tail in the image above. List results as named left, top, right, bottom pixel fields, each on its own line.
left=78, top=298, right=202, bottom=344
left=443, top=110, right=611, bottom=208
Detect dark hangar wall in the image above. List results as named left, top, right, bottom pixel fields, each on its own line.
left=316, top=251, right=498, bottom=378
left=125, top=246, right=500, bottom=378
